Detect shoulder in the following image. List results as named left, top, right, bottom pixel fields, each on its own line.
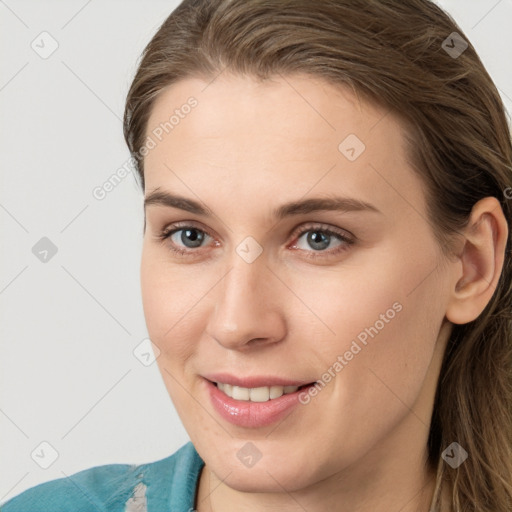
left=0, top=442, right=204, bottom=512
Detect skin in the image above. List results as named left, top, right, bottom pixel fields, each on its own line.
left=140, top=74, right=508, bottom=512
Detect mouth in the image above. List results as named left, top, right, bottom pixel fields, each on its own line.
left=210, top=380, right=315, bottom=402
left=203, top=375, right=318, bottom=428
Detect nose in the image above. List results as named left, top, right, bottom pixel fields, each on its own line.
left=205, top=256, right=287, bottom=351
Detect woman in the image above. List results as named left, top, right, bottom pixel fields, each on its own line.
left=2, top=0, right=511, bottom=511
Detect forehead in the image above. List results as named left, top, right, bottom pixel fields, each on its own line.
left=146, top=73, right=390, bottom=151
left=143, top=73, right=426, bottom=222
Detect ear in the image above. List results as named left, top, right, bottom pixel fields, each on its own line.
left=445, top=196, right=509, bottom=325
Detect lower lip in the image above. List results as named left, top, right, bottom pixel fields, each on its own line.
left=205, top=379, right=311, bottom=428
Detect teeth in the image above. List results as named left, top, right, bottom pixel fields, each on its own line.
left=270, top=385, right=284, bottom=399
left=232, top=385, right=250, bottom=401
left=216, top=383, right=300, bottom=402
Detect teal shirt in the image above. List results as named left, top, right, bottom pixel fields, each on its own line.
left=0, top=442, right=204, bottom=512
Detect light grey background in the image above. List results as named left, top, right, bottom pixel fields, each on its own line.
left=1, top=0, right=511, bottom=502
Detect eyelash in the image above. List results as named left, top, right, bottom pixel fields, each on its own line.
left=156, top=222, right=355, bottom=260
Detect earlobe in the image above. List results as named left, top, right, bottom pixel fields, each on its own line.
left=445, top=197, right=508, bottom=325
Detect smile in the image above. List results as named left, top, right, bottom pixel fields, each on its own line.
left=214, top=382, right=311, bottom=402
left=204, top=376, right=318, bottom=428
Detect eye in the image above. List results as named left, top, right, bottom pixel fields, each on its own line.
left=157, top=223, right=214, bottom=256
left=290, top=224, right=354, bottom=258
left=170, top=227, right=209, bottom=248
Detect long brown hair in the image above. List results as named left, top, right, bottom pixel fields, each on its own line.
left=123, top=1, right=512, bottom=510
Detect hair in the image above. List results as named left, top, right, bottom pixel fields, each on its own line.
left=123, top=1, right=512, bottom=510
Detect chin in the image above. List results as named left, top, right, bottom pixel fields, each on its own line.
left=220, top=463, right=316, bottom=493
left=201, top=441, right=325, bottom=493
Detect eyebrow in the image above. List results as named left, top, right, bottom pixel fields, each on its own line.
left=144, top=189, right=381, bottom=218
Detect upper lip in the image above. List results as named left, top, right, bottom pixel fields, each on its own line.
left=203, top=373, right=315, bottom=388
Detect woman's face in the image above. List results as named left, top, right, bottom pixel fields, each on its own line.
left=141, top=74, right=454, bottom=493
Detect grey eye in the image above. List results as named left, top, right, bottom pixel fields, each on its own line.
left=172, top=228, right=208, bottom=248
left=297, top=230, right=343, bottom=251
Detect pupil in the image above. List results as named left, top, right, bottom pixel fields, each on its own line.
left=182, top=229, right=204, bottom=248
left=308, top=231, right=329, bottom=250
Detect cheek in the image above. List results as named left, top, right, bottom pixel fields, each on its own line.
left=140, top=245, right=208, bottom=359
left=140, top=248, right=210, bottom=423
left=284, top=248, right=435, bottom=356
left=286, top=246, right=445, bottom=408
left=279, top=262, right=445, bottom=472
